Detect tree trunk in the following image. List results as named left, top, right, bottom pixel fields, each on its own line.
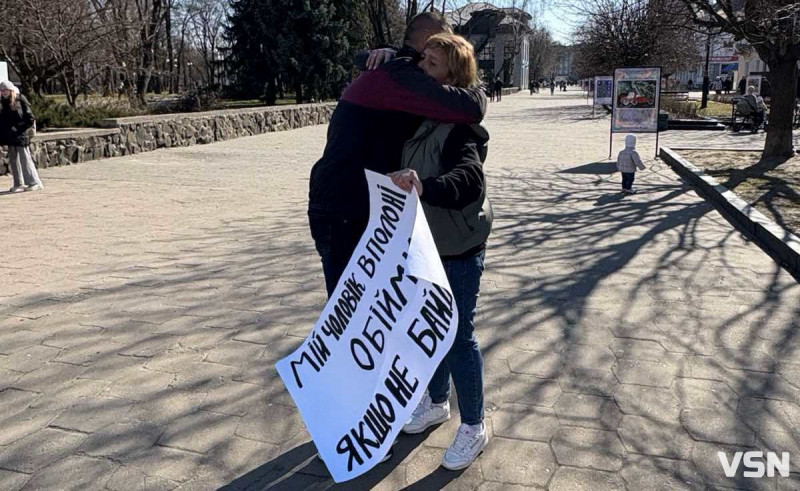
left=763, top=54, right=798, bottom=159
left=166, top=0, right=174, bottom=93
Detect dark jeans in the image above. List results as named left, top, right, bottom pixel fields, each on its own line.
left=621, top=172, right=635, bottom=190
left=428, top=251, right=485, bottom=426
left=308, top=210, right=364, bottom=297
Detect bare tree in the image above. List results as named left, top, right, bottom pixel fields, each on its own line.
left=678, top=0, right=800, bottom=158
left=0, top=0, right=112, bottom=103
left=185, top=0, right=227, bottom=87
left=571, top=0, right=701, bottom=79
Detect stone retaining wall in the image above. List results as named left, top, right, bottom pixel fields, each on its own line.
left=1, top=103, right=336, bottom=175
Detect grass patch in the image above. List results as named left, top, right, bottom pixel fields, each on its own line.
left=661, top=98, right=732, bottom=120
left=679, top=150, right=800, bottom=237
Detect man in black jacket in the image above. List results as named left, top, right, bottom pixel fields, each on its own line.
left=308, top=13, right=487, bottom=296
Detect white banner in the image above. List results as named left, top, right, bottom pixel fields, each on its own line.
left=276, top=170, right=458, bottom=483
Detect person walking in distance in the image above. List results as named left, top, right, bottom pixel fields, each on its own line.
left=0, top=81, right=42, bottom=193
left=549, top=79, right=555, bottom=95
left=494, top=77, right=503, bottom=102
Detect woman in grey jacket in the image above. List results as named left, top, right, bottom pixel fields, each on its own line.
left=0, top=81, right=42, bottom=192
left=388, top=33, right=492, bottom=472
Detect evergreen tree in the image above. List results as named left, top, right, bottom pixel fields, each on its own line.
left=227, top=0, right=369, bottom=103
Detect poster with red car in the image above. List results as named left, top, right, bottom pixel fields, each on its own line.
left=612, top=67, right=661, bottom=133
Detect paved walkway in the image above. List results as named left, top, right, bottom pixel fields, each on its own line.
left=1, top=91, right=800, bottom=490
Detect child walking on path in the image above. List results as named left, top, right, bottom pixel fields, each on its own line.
left=0, top=81, right=42, bottom=193
left=616, top=134, right=645, bottom=194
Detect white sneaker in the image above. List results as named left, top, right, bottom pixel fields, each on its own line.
left=9, top=186, right=25, bottom=193
left=402, top=395, right=450, bottom=434
left=441, top=422, right=489, bottom=471
left=25, top=184, right=44, bottom=192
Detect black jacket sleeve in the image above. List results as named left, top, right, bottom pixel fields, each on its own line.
left=16, top=95, right=35, bottom=133
left=421, top=125, right=485, bottom=210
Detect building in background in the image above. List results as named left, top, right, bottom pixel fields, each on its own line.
left=552, top=43, right=575, bottom=82
left=447, top=2, right=531, bottom=90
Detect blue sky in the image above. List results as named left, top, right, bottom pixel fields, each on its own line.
left=541, top=3, right=578, bottom=44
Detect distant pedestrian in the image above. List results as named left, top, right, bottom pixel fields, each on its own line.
left=687, top=79, right=694, bottom=90
left=0, top=81, right=42, bottom=193
left=616, top=135, right=645, bottom=194
left=494, top=77, right=503, bottom=102
left=549, top=80, right=555, bottom=95
left=713, top=77, right=722, bottom=95
left=529, top=80, right=534, bottom=95
left=738, top=77, right=747, bottom=95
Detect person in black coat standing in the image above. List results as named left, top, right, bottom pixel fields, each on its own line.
left=494, top=77, right=503, bottom=102
left=0, top=81, right=42, bottom=192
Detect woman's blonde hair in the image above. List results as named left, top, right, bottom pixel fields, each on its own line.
left=424, top=33, right=478, bottom=88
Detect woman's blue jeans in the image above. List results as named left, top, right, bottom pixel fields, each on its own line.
left=428, top=251, right=485, bottom=425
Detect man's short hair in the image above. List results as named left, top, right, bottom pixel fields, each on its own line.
left=404, top=11, right=453, bottom=43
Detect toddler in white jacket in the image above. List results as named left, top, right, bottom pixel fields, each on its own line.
left=616, top=134, right=645, bottom=194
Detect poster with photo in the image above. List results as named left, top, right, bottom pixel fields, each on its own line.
left=612, top=67, right=661, bottom=133
left=594, top=76, right=613, bottom=106
left=746, top=75, right=762, bottom=96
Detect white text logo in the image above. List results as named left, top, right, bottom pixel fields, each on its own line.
left=718, top=452, right=790, bottom=478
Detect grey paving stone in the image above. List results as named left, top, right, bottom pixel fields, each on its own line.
left=715, top=348, right=776, bottom=373
left=195, top=380, right=267, bottom=414
left=49, top=396, right=134, bottom=433
left=620, top=455, right=704, bottom=490
left=0, top=329, right=48, bottom=355
left=126, top=445, right=203, bottom=483
left=558, top=367, right=618, bottom=397
left=0, top=367, right=23, bottom=391
left=681, top=408, right=756, bottom=446
left=675, top=378, right=738, bottom=411
left=101, top=367, right=175, bottom=401
left=508, top=349, right=562, bottom=378
left=10, top=362, right=87, bottom=393
left=492, top=403, right=559, bottom=441
left=678, top=356, right=730, bottom=381
left=553, top=393, right=622, bottom=430
left=0, top=388, right=39, bottom=417
left=54, top=339, right=127, bottom=365
left=612, top=358, right=677, bottom=387
left=168, top=362, right=237, bottom=392
left=0, top=428, right=85, bottom=473
left=0, top=345, right=62, bottom=373
left=552, top=426, right=626, bottom=471
left=548, top=467, right=626, bottom=491
left=0, top=408, right=61, bottom=446
left=618, top=415, right=694, bottom=459
left=480, top=437, right=555, bottom=486
left=477, top=482, right=539, bottom=491
left=235, top=404, right=304, bottom=445
left=117, top=333, right=183, bottom=358
left=614, top=384, right=682, bottom=423
left=737, top=397, right=795, bottom=434
left=104, top=465, right=178, bottom=491
left=78, top=421, right=163, bottom=462
left=157, top=410, right=240, bottom=454
left=21, top=455, right=117, bottom=490
left=610, top=339, right=669, bottom=362
left=193, top=436, right=281, bottom=486
left=0, top=469, right=29, bottom=491
left=28, top=378, right=110, bottom=411
left=498, top=374, right=562, bottom=407
left=143, top=351, right=206, bottom=374
left=559, top=345, right=616, bottom=370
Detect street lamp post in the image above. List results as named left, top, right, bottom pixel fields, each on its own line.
left=701, top=30, right=712, bottom=109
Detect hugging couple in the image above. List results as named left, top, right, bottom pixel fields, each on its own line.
left=307, top=12, right=493, bottom=471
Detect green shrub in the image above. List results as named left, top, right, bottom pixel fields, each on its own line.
left=661, top=98, right=699, bottom=119
left=30, top=96, right=145, bottom=129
